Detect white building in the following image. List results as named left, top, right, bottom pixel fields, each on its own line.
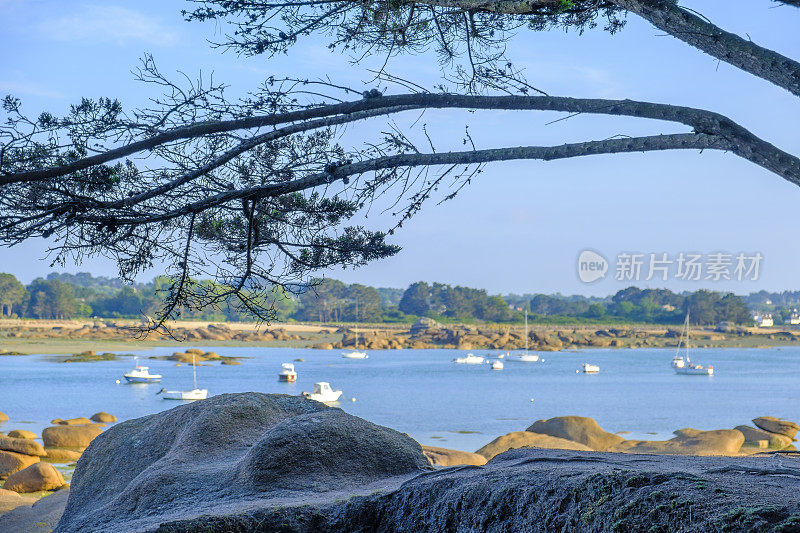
left=754, top=313, right=774, bottom=327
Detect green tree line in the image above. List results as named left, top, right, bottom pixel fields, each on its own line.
left=0, top=273, right=756, bottom=325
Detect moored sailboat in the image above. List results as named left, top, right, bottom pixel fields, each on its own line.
left=673, top=313, right=714, bottom=376
left=506, top=310, right=540, bottom=363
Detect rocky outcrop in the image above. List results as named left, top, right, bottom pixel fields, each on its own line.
left=422, top=446, right=487, bottom=466
left=7, top=430, right=36, bottom=440
left=0, top=451, right=39, bottom=480
left=89, top=412, right=116, bottom=423
left=43, top=448, right=84, bottom=464
left=526, top=416, right=624, bottom=451
left=54, top=393, right=430, bottom=533
left=736, top=425, right=792, bottom=449
left=609, top=429, right=745, bottom=456
left=476, top=431, right=592, bottom=459
left=42, top=425, right=102, bottom=449
left=0, top=487, right=35, bottom=514
left=0, top=435, right=46, bottom=457
left=57, top=418, right=93, bottom=426
left=3, top=463, right=65, bottom=493
left=752, top=416, right=799, bottom=439
left=0, top=489, right=69, bottom=532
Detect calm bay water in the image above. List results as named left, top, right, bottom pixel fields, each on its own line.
left=2, top=346, right=800, bottom=452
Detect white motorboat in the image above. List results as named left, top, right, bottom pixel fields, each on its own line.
left=302, top=382, right=343, bottom=403
left=506, top=311, right=540, bottom=362
left=673, top=312, right=714, bottom=376
left=490, top=360, right=504, bottom=370
left=342, top=300, right=368, bottom=359
left=158, top=352, right=208, bottom=400
left=453, top=353, right=485, bottom=364
left=582, top=363, right=600, bottom=373
left=123, top=360, right=162, bottom=383
left=278, top=362, right=297, bottom=382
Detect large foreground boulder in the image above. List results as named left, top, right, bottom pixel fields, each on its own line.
left=476, top=431, right=592, bottom=459
left=42, top=425, right=102, bottom=448
left=150, top=448, right=800, bottom=532
left=3, top=463, right=65, bottom=493
left=422, top=446, right=487, bottom=466
left=0, top=435, right=46, bottom=457
left=0, top=451, right=39, bottom=480
left=752, top=416, right=799, bottom=439
left=54, top=393, right=430, bottom=533
left=608, top=429, right=744, bottom=456
left=526, top=416, right=624, bottom=451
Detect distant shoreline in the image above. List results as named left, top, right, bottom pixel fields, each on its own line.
left=0, top=318, right=797, bottom=355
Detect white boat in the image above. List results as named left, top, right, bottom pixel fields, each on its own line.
left=342, top=351, right=368, bottom=359
left=582, top=363, right=600, bottom=373
left=158, top=352, right=208, bottom=400
left=453, top=353, right=485, bottom=364
left=278, top=362, right=297, bottom=382
left=506, top=353, right=541, bottom=363
left=123, top=360, right=162, bottom=383
left=673, top=312, right=714, bottom=376
left=676, top=364, right=714, bottom=376
left=302, top=382, right=343, bottom=403
left=159, top=388, right=208, bottom=400
left=342, top=300, right=369, bottom=359
left=506, top=311, right=540, bottom=362
left=490, top=360, right=504, bottom=370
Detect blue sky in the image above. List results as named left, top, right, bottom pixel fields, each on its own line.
left=1, top=0, right=799, bottom=295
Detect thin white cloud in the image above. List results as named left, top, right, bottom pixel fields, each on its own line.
left=0, top=80, right=65, bottom=99
left=38, top=5, right=179, bottom=46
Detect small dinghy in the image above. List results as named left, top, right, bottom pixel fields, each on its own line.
left=453, top=353, right=485, bottom=365
left=490, top=360, right=504, bottom=370
left=278, top=362, right=298, bottom=382
left=582, top=363, right=600, bottom=374
left=302, top=382, right=342, bottom=403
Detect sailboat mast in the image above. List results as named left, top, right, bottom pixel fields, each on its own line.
left=685, top=312, right=691, bottom=363
left=192, top=352, right=198, bottom=390
left=354, top=300, right=358, bottom=350
left=525, top=310, right=529, bottom=353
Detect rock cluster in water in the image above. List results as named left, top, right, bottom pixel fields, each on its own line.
left=0, top=411, right=115, bottom=500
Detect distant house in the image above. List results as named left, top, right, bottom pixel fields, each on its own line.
left=754, top=313, right=774, bottom=327
left=788, top=313, right=800, bottom=325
